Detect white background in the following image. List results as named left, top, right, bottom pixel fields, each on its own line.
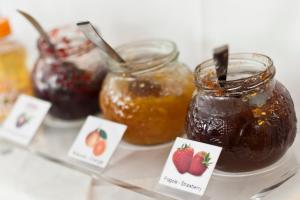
left=1, top=0, right=300, bottom=123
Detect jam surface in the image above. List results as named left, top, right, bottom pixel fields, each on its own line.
left=33, top=58, right=107, bottom=120
left=101, top=64, right=195, bottom=145
left=186, top=81, right=297, bottom=172
left=32, top=27, right=108, bottom=120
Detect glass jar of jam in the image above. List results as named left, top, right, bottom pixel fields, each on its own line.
left=186, top=53, right=297, bottom=172
left=0, top=18, right=32, bottom=122
left=32, top=25, right=108, bottom=120
left=100, top=40, right=195, bottom=145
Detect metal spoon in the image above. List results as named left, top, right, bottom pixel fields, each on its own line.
left=17, top=9, right=55, bottom=52
left=213, top=44, right=229, bottom=87
left=77, top=21, right=125, bottom=63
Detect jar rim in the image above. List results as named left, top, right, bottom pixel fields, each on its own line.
left=38, top=24, right=94, bottom=57
left=195, top=53, right=276, bottom=95
left=110, top=39, right=179, bottom=75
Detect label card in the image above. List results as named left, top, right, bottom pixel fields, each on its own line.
left=0, top=95, right=51, bottom=145
left=159, top=137, right=222, bottom=196
left=68, top=116, right=127, bottom=169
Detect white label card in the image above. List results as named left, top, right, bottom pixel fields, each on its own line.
left=68, top=116, right=127, bottom=169
left=0, top=95, right=51, bottom=145
left=159, top=137, right=222, bottom=196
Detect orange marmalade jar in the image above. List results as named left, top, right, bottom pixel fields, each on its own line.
left=100, top=40, right=195, bottom=145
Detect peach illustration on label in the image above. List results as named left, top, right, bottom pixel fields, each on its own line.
left=85, top=128, right=107, bottom=156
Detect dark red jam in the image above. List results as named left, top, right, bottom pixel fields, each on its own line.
left=186, top=53, right=297, bottom=172
left=32, top=26, right=108, bottom=120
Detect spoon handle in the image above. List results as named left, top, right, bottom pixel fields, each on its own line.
left=17, top=10, right=53, bottom=46
left=77, top=21, right=125, bottom=63
left=213, top=45, right=229, bottom=87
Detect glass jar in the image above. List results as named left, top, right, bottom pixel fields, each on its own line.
left=186, top=53, right=297, bottom=172
left=100, top=40, right=195, bottom=145
left=32, top=25, right=108, bottom=120
left=0, top=18, right=32, bottom=122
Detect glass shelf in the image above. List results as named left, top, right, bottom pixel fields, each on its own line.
left=1, top=123, right=299, bottom=200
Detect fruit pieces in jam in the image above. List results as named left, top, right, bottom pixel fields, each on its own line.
left=186, top=71, right=297, bottom=172
left=33, top=59, right=107, bottom=120
left=32, top=27, right=108, bottom=120
left=100, top=66, right=195, bottom=145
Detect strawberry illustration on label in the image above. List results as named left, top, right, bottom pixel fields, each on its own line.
left=189, top=152, right=212, bottom=176
left=85, top=128, right=107, bottom=156
left=16, top=113, right=31, bottom=128
left=172, top=144, right=194, bottom=174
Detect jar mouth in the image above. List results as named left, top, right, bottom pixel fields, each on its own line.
left=195, top=53, right=276, bottom=95
left=110, top=39, right=179, bottom=75
left=38, top=24, right=94, bottom=57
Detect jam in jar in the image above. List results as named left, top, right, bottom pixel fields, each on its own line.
left=0, top=18, right=32, bottom=122
left=100, top=40, right=195, bottom=145
left=32, top=25, right=108, bottom=120
left=186, top=53, right=297, bottom=172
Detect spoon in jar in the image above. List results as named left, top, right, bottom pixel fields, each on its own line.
left=213, top=44, right=229, bottom=87
left=17, top=10, right=56, bottom=53
left=77, top=21, right=162, bottom=96
left=76, top=21, right=126, bottom=63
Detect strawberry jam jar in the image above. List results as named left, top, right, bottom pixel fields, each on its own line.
left=100, top=40, right=195, bottom=145
left=32, top=25, right=108, bottom=120
left=186, top=53, right=297, bottom=172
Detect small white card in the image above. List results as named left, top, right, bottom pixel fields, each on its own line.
left=68, top=116, right=127, bottom=168
left=159, top=137, right=222, bottom=196
left=0, top=95, right=51, bottom=145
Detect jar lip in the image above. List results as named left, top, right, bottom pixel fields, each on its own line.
left=38, top=24, right=94, bottom=57
left=110, top=39, right=179, bottom=75
left=195, top=53, right=276, bottom=95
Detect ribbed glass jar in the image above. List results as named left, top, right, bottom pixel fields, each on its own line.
left=186, top=53, right=297, bottom=172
